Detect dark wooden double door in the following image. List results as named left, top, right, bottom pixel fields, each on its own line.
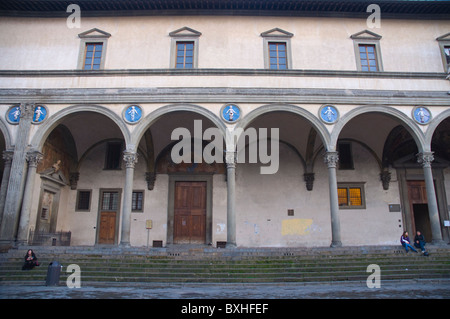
left=174, top=181, right=207, bottom=244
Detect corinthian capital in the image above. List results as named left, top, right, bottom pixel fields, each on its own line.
left=26, top=150, right=43, bottom=167
left=2, top=150, right=14, bottom=164
left=417, top=152, right=434, bottom=168
left=324, top=152, right=339, bottom=168
left=123, top=150, right=138, bottom=169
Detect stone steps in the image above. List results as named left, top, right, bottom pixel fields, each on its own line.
left=1, top=245, right=449, bottom=285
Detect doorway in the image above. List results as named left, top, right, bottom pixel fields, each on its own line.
left=407, top=180, right=432, bottom=242
left=412, top=204, right=432, bottom=242
left=173, top=181, right=207, bottom=244
left=97, top=190, right=121, bottom=245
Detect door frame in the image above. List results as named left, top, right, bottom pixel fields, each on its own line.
left=35, top=173, right=66, bottom=234
left=96, top=188, right=122, bottom=245
left=406, top=180, right=428, bottom=239
left=35, top=185, right=60, bottom=233
left=167, top=175, right=212, bottom=245
left=397, top=168, right=449, bottom=242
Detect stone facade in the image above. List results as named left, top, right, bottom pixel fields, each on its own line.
left=0, top=1, right=449, bottom=248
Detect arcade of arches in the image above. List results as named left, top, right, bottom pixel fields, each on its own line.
left=0, top=104, right=449, bottom=248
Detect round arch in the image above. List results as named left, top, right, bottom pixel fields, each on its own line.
left=30, top=105, right=131, bottom=151
left=424, top=108, right=450, bottom=147
left=130, top=104, right=227, bottom=152
left=235, top=104, right=331, bottom=150
left=331, top=105, right=427, bottom=152
left=0, top=117, right=12, bottom=149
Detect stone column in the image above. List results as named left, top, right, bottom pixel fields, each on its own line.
left=0, top=103, right=34, bottom=244
left=417, top=152, right=444, bottom=244
left=120, top=150, right=138, bottom=246
left=225, top=151, right=236, bottom=248
left=16, top=150, right=43, bottom=244
left=0, top=150, right=14, bottom=224
left=324, top=151, right=342, bottom=247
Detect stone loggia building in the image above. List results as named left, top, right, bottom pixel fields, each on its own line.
left=0, top=0, right=449, bottom=248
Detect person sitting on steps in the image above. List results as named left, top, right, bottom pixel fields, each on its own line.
left=22, top=249, right=39, bottom=270
left=414, top=230, right=427, bottom=254
left=400, top=231, right=418, bottom=254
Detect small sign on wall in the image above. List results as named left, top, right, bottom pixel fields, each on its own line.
left=146, top=220, right=153, bottom=229
left=388, top=204, right=401, bottom=212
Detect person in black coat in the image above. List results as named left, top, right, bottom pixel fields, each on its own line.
left=414, top=230, right=427, bottom=253
left=22, top=249, right=39, bottom=270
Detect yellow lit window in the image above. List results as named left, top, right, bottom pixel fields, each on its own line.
left=337, top=184, right=365, bottom=209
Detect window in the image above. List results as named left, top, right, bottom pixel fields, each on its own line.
left=83, top=43, right=103, bottom=70
left=176, top=42, right=194, bottom=69
left=261, top=28, right=293, bottom=70
left=76, top=190, right=92, bottom=211
left=444, top=46, right=450, bottom=68
left=351, top=30, right=383, bottom=72
left=268, top=42, right=287, bottom=70
left=338, top=142, right=354, bottom=170
left=101, top=192, right=119, bottom=210
left=358, top=44, right=378, bottom=72
left=77, top=28, right=110, bottom=70
left=436, top=33, right=450, bottom=72
left=132, top=191, right=144, bottom=212
left=41, top=208, right=49, bottom=219
left=337, top=183, right=366, bottom=209
left=105, top=142, right=122, bottom=170
left=169, top=27, right=201, bottom=69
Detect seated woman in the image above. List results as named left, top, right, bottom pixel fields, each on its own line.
left=400, top=231, right=418, bottom=253
left=22, top=249, right=39, bottom=270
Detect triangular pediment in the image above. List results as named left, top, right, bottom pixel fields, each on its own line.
left=40, top=169, right=68, bottom=187
left=78, top=28, right=111, bottom=39
left=350, top=30, right=382, bottom=40
left=169, top=26, right=202, bottom=38
left=39, top=160, right=69, bottom=186
left=436, top=32, right=450, bottom=41
left=261, top=28, right=293, bottom=38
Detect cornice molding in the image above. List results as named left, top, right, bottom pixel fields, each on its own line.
left=0, top=68, right=446, bottom=79
left=0, top=87, right=448, bottom=106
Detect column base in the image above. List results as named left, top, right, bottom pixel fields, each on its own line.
left=119, top=241, right=131, bottom=248
left=226, top=242, right=236, bottom=249
left=330, top=240, right=342, bottom=248
left=0, top=239, right=15, bottom=251
left=431, top=239, right=446, bottom=246
left=15, top=239, right=28, bottom=247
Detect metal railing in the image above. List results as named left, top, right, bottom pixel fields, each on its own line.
left=28, top=230, right=71, bottom=246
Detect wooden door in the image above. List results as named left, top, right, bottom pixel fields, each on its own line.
left=98, top=191, right=120, bottom=245
left=407, top=180, right=427, bottom=205
left=98, top=211, right=116, bottom=244
left=174, top=182, right=206, bottom=244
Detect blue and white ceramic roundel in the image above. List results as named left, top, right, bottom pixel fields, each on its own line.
left=319, top=105, right=339, bottom=124
left=6, top=106, right=21, bottom=124
left=412, top=106, right=431, bottom=125
left=124, top=105, right=143, bottom=124
left=32, top=105, right=47, bottom=123
left=221, top=104, right=240, bottom=123
left=6, top=105, right=48, bottom=124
